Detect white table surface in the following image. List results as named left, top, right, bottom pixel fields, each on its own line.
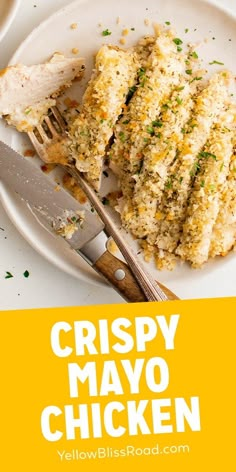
left=0, top=0, right=234, bottom=310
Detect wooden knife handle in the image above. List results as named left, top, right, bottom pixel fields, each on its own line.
left=94, top=250, right=178, bottom=302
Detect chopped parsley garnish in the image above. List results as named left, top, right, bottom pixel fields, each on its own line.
left=102, top=29, right=112, bottom=36
left=129, top=86, right=137, bottom=94
left=23, top=270, right=30, bottom=278
left=177, top=46, right=182, bottom=52
left=69, top=216, right=81, bottom=224
left=176, top=86, right=185, bottom=91
left=25, top=108, right=32, bottom=115
left=190, top=76, right=203, bottom=82
left=173, top=38, right=183, bottom=45
left=190, top=51, right=198, bottom=59
left=138, top=67, right=146, bottom=77
left=194, top=162, right=201, bottom=172
left=131, top=27, right=135, bottom=31
left=119, top=131, right=126, bottom=142
left=200, top=180, right=205, bottom=188
left=165, top=21, right=171, bottom=25
left=190, top=161, right=201, bottom=176
left=176, top=96, right=183, bottom=105
left=185, top=28, right=189, bottom=33
left=143, top=137, right=150, bottom=143
left=165, top=178, right=173, bottom=189
left=140, top=77, right=147, bottom=87
left=138, top=67, right=147, bottom=87
left=185, top=69, right=193, bottom=75
left=152, top=120, right=163, bottom=128
left=198, top=151, right=217, bottom=160
left=146, top=125, right=154, bottom=135
left=146, top=122, right=163, bottom=136
left=127, top=85, right=137, bottom=101
left=220, top=163, right=224, bottom=172
left=181, top=127, right=186, bottom=134
left=162, top=103, right=169, bottom=110
left=123, top=119, right=130, bottom=124
left=5, top=271, right=13, bottom=279
left=209, top=60, right=224, bottom=65
left=102, top=197, right=110, bottom=205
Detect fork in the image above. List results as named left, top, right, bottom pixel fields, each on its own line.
left=28, top=107, right=178, bottom=302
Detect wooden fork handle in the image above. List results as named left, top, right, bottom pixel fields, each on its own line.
left=155, top=281, right=179, bottom=301
left=94, top=250, right=178, bottom=302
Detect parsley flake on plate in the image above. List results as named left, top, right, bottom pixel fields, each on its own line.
left=102, top=29, right=112, bottom=36
left=190, top=51, right=198, bottom=59
left=209, top=60, right=224, bottom=65
left=198, top=151, right=217, bottom=160
left=173, top=38, right=183, bottom=45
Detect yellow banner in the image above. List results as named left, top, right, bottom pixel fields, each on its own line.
left=0, top=297, right=235, bottom=470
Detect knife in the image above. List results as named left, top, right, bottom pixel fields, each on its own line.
left=0, top=140, right=161, bottom=302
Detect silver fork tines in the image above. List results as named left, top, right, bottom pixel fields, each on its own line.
left=27, top=106, right=169, bottom=302
left=28, top=107, right=68, bottom=163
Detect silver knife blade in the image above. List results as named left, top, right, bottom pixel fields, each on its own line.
left=0, top=140, right=105, bottom=250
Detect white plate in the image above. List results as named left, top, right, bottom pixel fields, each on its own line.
left=0, top=0, right=236, bottom=299
left=0, top=0, right=21, bottom=42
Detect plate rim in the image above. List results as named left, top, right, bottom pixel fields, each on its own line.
left=7, top=0, right=236, bottom=65
left=0, top=0, right=21, bottom=43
